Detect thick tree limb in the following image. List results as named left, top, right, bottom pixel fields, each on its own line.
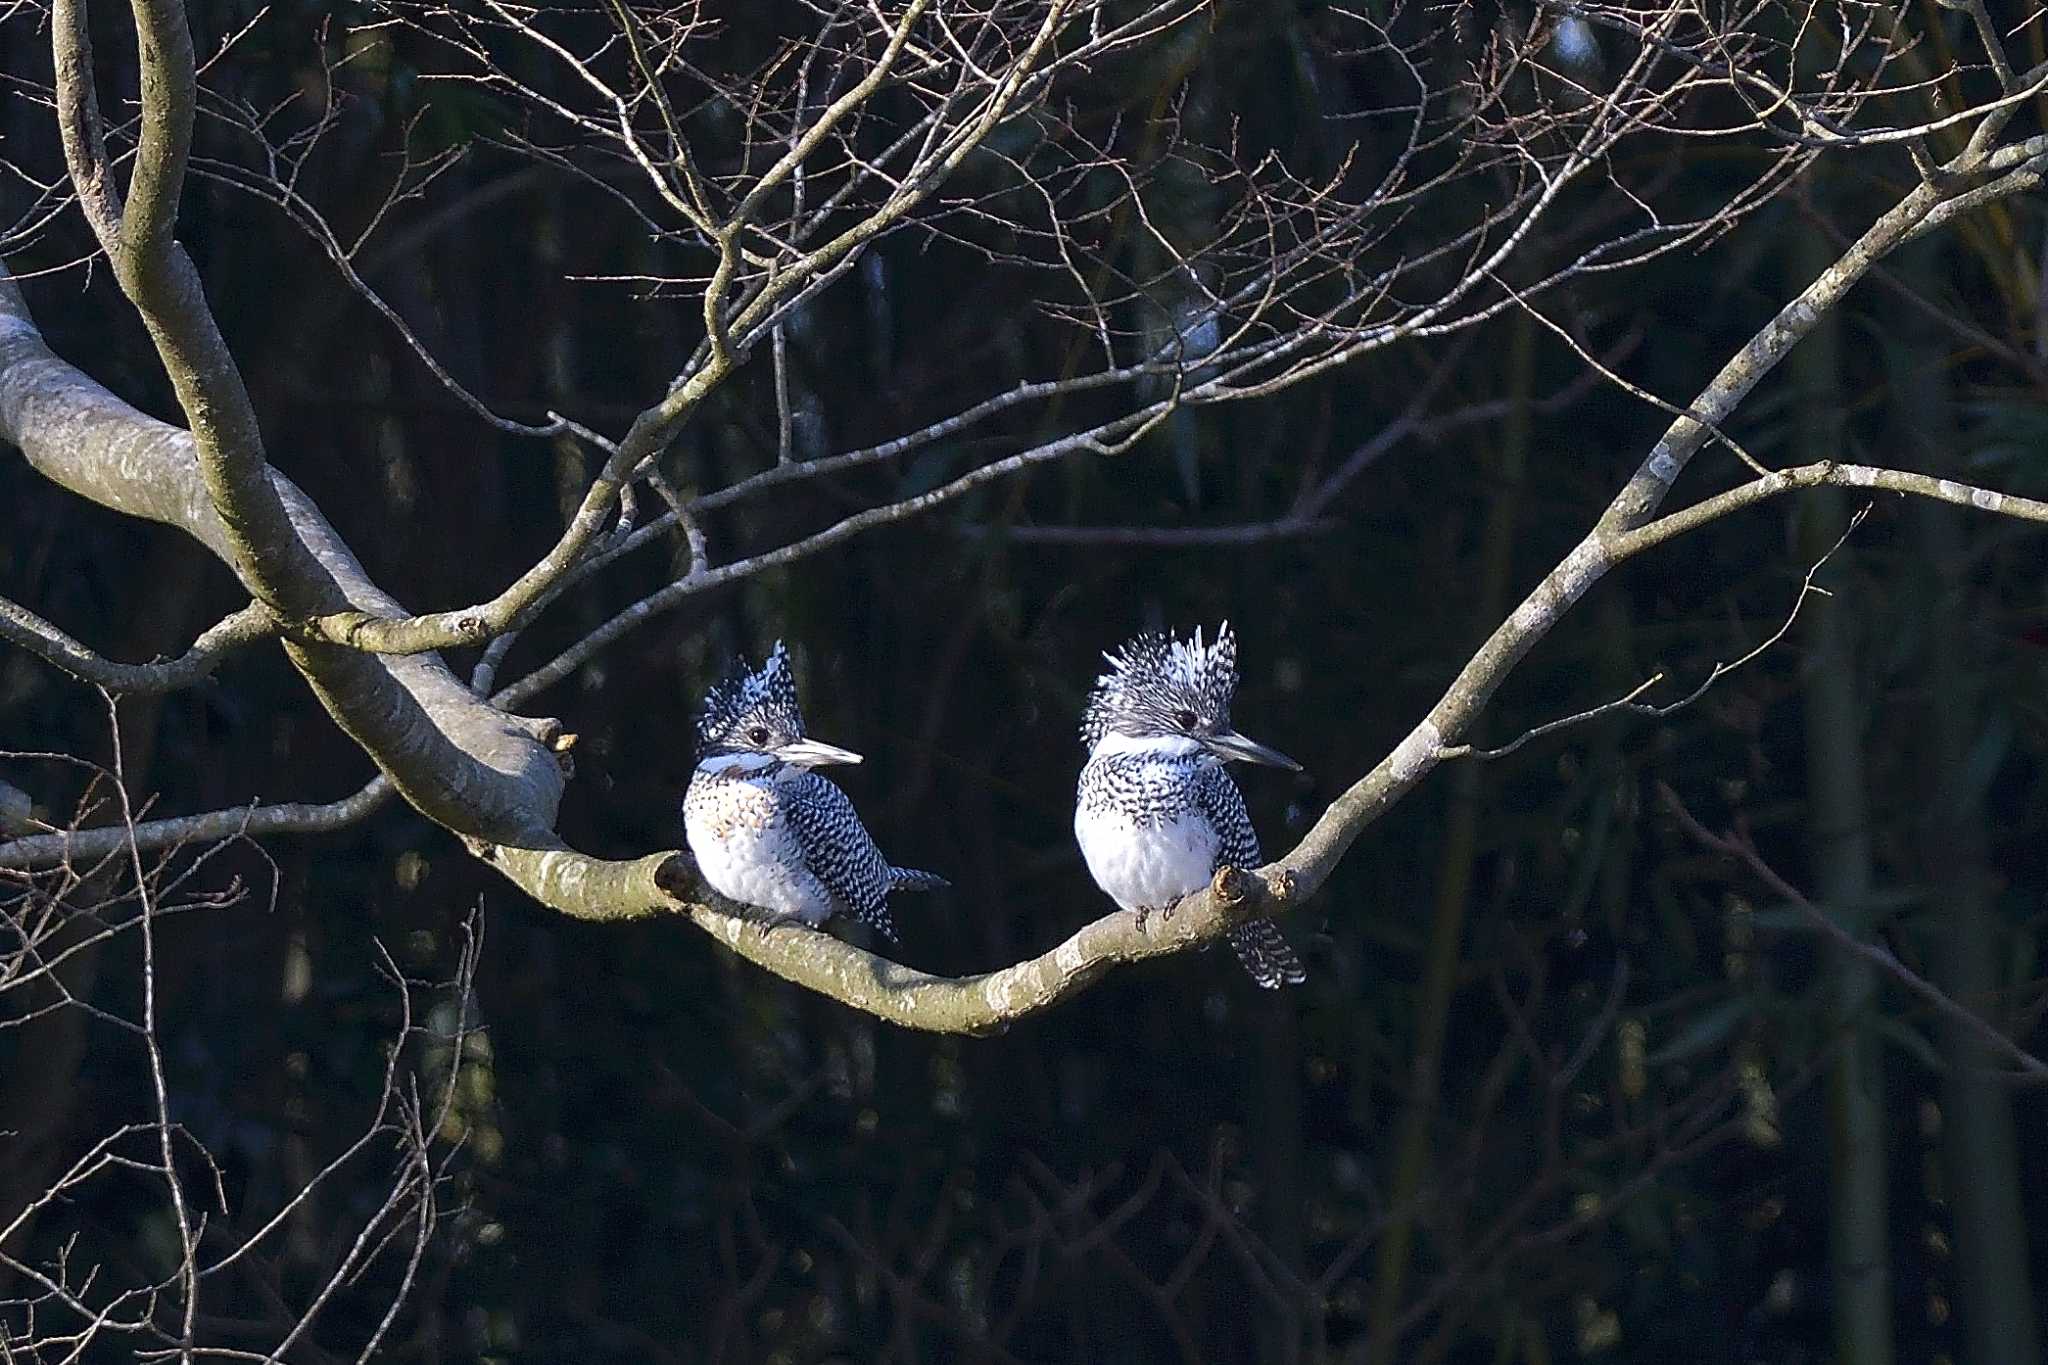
left=28, top=0, right=571, bottom=842
left=49, top=0, right=122, bottom=243
left=0, top=270, right=563, bottom=843
left=56, top=0, right=332, bottom=619
left=122, top=0, right=197, bottom=260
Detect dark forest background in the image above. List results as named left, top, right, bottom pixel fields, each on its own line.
left=4, top=0, right=2048, bottom=1360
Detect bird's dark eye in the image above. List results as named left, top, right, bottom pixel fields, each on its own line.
left=746, top=726, right=771, bottom=746
left=1173, top=709, right=1198, bottom=730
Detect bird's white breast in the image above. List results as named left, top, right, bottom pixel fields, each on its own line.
left=1074, top=802, right=1219, bottom=914
left=683, top=770, right=834, bottom=925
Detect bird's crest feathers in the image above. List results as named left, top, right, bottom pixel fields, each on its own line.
left=1081, top=622, right=1240, bottom=750
left=698, top=640, right=806, bottom=751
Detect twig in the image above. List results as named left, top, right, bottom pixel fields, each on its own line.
left=1657, top=782, right=2048, bottom=1085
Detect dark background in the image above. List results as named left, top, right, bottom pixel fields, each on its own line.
left=4, top=1, right=2047, bottom=1360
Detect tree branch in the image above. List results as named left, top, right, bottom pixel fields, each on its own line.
left=0, top=598, right=271, bottom=693
left=121, top=0, right=196, bottom=260
left=480, top=456, right=2048, bottom=1029
left=0, top=778, right=29, bottom=834
left=0, top=267, right=564, bottom=843
left=50, top=0, right=123, bottom=244
left=492, top=401, right=1176, bottom=707
left=11, top=0, right=2048, bottom=1038
left=0, top=776, right=391, bottom=870
left=479, top=849, right=1296, bottom=1037
left=56, top=0, right=334, bottom=621
left=286, top=0, right=1087, bottom=659
left=956, top=517, right=1343, bottom=547
left=1657, top=783, right=2048, bottom=1085
left=1610, top=462, right=2048, bottom=558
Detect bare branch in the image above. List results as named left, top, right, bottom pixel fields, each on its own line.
left=1441, top=505, right=1873, bottom=760
left=49, top=0, right=122, bottom=243
left=55, top=0, right=332, bottom=620
left=9, top=0, right=2048, bottom=1037
left=0, top=760, right=476, bottom=1357
left=0, top=776, right=391, bottom=870
left=1658, top=783, right=2048, bottom=1085
left=959, top=517, right=1342, bottom=547
left=0, top=599, right=271, bottom=693
left=0, top=267, right=564, bottom=843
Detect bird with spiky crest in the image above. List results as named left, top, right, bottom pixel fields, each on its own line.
left=683, top=642, right=946, bottom=938
left=1075, top=624, right=1308, bottom=988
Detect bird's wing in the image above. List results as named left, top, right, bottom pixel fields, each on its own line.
left=1193, top=763, right=1262, bottom=873
left=784, top=773, right=898, bottom=939
left=1195, top=764, right=1306, bottom=988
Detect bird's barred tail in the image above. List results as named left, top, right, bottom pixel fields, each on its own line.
left=854, top=869, right=945, bottom=944
left=889, top=867, right=950, bottom=893
left=1227, top=920, right=1307, bottom=989
left=852, top=902, right=900, bottom=943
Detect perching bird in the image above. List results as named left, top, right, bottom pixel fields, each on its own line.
left=683, top=642, right=947, bottom=938
left=1075, top=624, right=1308, bottom=988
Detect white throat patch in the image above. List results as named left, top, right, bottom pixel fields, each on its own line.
left=1090, top=731, right=1207, bottom=762
left=698, top=751, right=780, bottom=778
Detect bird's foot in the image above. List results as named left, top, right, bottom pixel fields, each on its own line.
left=1138, top=896, right=1196, bottom=934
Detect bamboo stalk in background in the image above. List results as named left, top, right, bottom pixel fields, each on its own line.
left=1793, top=217, right=1895, bottom=1365
left=1892, top=238, right=2043, bottom=1365
left=1366, top=312, right=1533, bottom=1365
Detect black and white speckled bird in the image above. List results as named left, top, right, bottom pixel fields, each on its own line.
left=1074, top=624, right=1308, bottom=988
left=683, top=643, right=946, bottom=938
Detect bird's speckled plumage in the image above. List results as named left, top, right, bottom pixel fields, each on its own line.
left=683, top=643, right=945, bottom=938
left=697, top=640, right=804, bottom=750
left=1080, top=626, right=1240, bottom=751
left=1075, top=624, right=1307, bottom=989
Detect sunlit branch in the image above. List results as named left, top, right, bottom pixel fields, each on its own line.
left=0, top=267, right=566, bottom=843
left=476, top=449, right=2048, bottom=1032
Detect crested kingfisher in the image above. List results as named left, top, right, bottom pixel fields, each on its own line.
left=683, top=642, right=947, bottom=938
left=1074, top=624, right=1308, bottom=988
